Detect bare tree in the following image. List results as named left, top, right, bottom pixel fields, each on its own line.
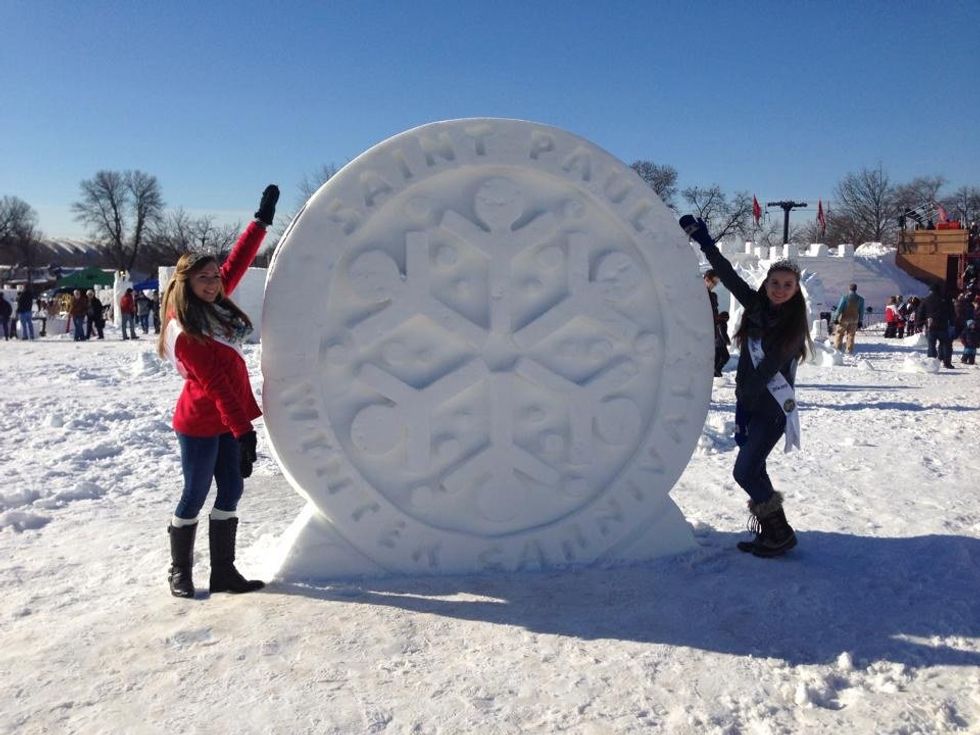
left=892, top=175, right=946, bottom=211
left=832, top=165, right=896, bottom=244
left=630, top=160, right=678, bottom=208
left=72, top=170, right=164, bottom=272
left=148, top=208, right=240, bottom=266
left=0, top=196, right=45, bottom=278
left=681, top=185, right=754, bottom=242
left=264, top=163, right=341, bottom=257
left=942, top=185, right=980, bottom=224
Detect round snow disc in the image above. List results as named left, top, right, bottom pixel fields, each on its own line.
left=262, top=119, right=712, bottom=574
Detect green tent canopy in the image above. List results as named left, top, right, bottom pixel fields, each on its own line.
left=56, top=267, right=115, bottom=290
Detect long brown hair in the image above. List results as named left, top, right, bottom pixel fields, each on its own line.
left=157, top=253, right=252, bottom=358
left=734, top=264, right=813, bottom=363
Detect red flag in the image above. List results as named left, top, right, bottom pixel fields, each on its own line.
left=935, top=203, right=948, bottom=223
left=817, top=199, right=826, bottom=232
left=752, top=195, right=761, bottom=225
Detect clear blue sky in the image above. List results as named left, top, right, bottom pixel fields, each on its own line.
left=2, top=0, right=978, bottom=239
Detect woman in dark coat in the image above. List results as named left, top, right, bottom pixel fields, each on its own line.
left=682, top=215, right=812, bottom=557
left=86, top=290, right=106, bottom=340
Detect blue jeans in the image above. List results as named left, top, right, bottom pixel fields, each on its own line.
left=73, top=315, right=86, bottom=340
left=138, top=313, right=150, bottom=333
left=733, top=396, right=787, bottom=504
left=174, top=432, right=243, bottom=520
left=121, top=313, right=137, bottom=339
left=17, top=311, right=34, bottom=340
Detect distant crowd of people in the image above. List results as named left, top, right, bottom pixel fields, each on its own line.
left=704, top=274, right=980, bottom=373
left=0, top=284, right=160, bottom=341
left=844, top=278, right=980, bottom=368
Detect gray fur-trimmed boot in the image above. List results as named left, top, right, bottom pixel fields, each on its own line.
left=737, top=491, right=797, bottom=558
left=208, top=516, right=265, bottom=594
left=168, top=522, right=198, bottom=598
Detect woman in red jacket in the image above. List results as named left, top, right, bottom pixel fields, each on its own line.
left=157, top=185, right=278, bottom=598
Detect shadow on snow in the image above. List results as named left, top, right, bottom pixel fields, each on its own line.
left=269, top=530, right=980, bottom=669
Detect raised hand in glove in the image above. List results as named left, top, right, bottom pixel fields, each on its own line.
left=678, top=215, right=715, bottom=250
left=254, top=184, right=280, bottom=227
left=238, top=430, right=258, bottom=478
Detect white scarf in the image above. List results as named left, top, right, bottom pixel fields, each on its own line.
left=747, top=337, right=801, bottom=453
left=165, top=320, right=246, bottom=379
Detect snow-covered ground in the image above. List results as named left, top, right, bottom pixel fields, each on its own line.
left=1, top=326, right=978, bottom=734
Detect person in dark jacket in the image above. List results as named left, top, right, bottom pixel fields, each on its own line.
left=704, top=269, right=730, bottom=376
left=135, top=291, right=152, bottom=333
left=682, top=215, right=812, bottom=557
left=959, top=319, right=978, bottom=364
left=86, top=290, right=106, bottom=340
left=0, top=293, right=12, bottom=340
left=158, top=184, right=278, bottom=599
left=68, top=289, right=89, bottom=341
left=917, top=283, right=955, bottom=368
left=15, top=285, right=35, bottom=340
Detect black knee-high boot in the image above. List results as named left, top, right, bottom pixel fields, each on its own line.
left=209, top=517, right=265, bottom=594
left=168, top=523, right=197, bottom=598
left=737, top=491, right=798, bottom=557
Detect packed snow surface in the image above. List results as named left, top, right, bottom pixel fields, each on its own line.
left=1, top=327, right=978, bottom=733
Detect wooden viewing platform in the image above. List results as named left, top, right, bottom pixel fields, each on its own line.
left=896, top=227, right=979, bottom=289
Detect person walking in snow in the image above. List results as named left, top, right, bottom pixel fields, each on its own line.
left=959, top=319, right=978, bottom=365
left=157, top=184, right=278, bottom=599
left=917, top=282, right=956, bottom=369
left=119, top=288, right=138, bottom=340
left=704, top=269, right=731, bottom=377
left=69, top=289, right=89, bottom=341
left=884, top=296, right=905, bottom=339
left=833, top=283, right=864, bottom=353
left=900, top=295, right=921, bottom=335
left=15, top=285, right=35, bottom=340
left=86, top=290, right=106, bottom=340
left=136, top=290, right=152, bottom=334
left=0, top=293, right=12, bottom=340
left=682, top=215, right=812, bottom=557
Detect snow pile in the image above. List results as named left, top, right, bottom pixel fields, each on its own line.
left=808, top=339, right=845, bottom=367
left=902, top=354, right=940, bottom=373
left=854, top=242, right=890, bottom=257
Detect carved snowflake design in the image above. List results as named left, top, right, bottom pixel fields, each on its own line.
left=329, top=176, right=663, bottom=535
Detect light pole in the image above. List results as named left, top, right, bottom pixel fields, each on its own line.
left=766, top=200, right=807, bottom=244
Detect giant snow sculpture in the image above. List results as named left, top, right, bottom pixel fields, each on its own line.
left=262, top=119, right=713, bottom=579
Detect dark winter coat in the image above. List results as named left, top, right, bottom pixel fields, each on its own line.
left=917, top=291, right=953, bottom=333
left=0, top=295, right=11, bottom=320
left=700, top=241, right=805, bottom=411
left=16, top=288, right=33, bottom=313
left=69, top=294, right=89, bottom=318
left=960, top=322, right=979, bottom=349
left=88, top=297, right=106, bottom=325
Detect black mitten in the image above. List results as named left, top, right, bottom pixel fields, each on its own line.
left=238, top=430, right=257, bottom=478
left=254, top=185, right=280, bottom=227
left=678, top=215, right=715, bottom=250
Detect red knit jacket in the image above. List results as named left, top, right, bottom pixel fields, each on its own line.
left=170, top=221, right=266, bottom=438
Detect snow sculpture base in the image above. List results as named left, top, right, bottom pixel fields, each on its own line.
left=274, top=494, right=696, bottom=581
left=263, top=119, right=712, bottom=581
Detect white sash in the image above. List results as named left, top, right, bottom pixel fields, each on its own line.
left=747, top=337, right=801, bottom=453
left=164, top=320, right=246, bottom=379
